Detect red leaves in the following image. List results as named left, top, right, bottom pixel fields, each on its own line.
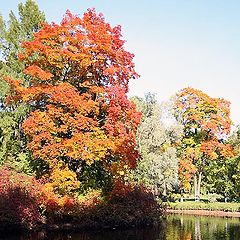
left=24, top=65, right=53, bottom=80
left=0, top=167, right=45, bottom=227
left=17, top=8, right=138, bottom=91
left=105, top=84, right=141, bottom=169
left=6, top=8, right=140, bottom=194
left=200, top=140, right=234, bottom=160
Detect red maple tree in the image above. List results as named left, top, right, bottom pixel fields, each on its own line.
left=6, top=9, right=141, bottom=195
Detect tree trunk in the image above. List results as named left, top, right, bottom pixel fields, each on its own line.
left=194, top=174, right=198, bottom=201
left=196, top=171, right=202, bottom=201
left=195, top=219, right=202, bottom=240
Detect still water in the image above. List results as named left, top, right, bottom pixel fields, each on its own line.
left=1, top=214, right=240, bottom=240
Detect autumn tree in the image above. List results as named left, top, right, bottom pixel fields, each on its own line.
left=6, top=9, right=141, bottom=196
left=174, top=87, right=233, bottom=200
left=132, top=94, right=182, bottom=196
left=0, top=0, right=45, bottom=171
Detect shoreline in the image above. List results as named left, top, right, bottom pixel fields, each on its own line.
left=166, top=209, right=240, bottom=218
left=2, top=208, right=240, bottom=234
left=0, top=221, right=155, bottom=235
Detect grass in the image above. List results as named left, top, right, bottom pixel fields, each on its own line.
left=169, top=201, right=240, bottom=212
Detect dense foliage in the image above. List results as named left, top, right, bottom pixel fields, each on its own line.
left=174, top=87, right=234, bottom=198
left=1, top=2, right=162, bottom=231
left=1, top=0, right=240, bottom=232
left=0, top=166, right=45, bottom=229
left=132, top=94, right=182, bottom=196
left=6, top=8, right=141, bottom=197
left=0, top=0, right=45, bottom=171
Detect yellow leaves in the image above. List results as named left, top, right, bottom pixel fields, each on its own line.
left=209, top=151, right=218, bottom=160
left=80, top=57, right=92, bottom=68
left=175, top=87, right=232, bottom=137
left=90, top=86, right=105, bottom=94
left=181, top=180, right=191, bottom=192
left=175, top=87, right=233, bottom=193
left=109, top=162, right=131, bottom=181
left=44, top=162, right=80, bottom=196
left=67, top=45, right=78, bottom=53
left=45, top=50, right=64, bottom=67
left=5, top=8, right=140, bottom=197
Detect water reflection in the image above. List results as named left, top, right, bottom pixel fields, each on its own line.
left=1, top=214, right=240, bottom=240
left=163, top=215, right=240, bottom=240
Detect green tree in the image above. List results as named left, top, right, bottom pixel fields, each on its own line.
left=132, top=94, right=182, bottom=196
left=204, top=156, right=239, bottom=200
left=0, top=0, right=45, bottom=172
left=229, top=126, right=240, bottom=154
left=0, top=0, right=45, bottom=73
left=205, top=126, right=240, bottom=200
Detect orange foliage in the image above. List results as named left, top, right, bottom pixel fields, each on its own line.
left=43, top=162, right=80, bottom=196
left=175, top=87, right=234, bottom=190
left=6, top=8, right=141, bottom=194
left=175, top=87, right=232, bottom=136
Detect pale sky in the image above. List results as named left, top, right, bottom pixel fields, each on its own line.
left=1, top=0, right=240, bottom=126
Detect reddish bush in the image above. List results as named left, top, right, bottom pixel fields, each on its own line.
left=0, top=166, right=163, bottom=230
left=0, top=167, right=45, bottom=229
left=43, top=185, right=162, bottom=228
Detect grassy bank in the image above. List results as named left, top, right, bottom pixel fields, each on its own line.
left=169, top=201, right=240, bottom=212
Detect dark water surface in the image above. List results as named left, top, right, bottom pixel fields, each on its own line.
left=1, top=214, right=240, bottom=240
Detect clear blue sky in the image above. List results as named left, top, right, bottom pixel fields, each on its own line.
left=1, top=0, right=240, bottom=126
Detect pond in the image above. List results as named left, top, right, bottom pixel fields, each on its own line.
left=1, top=214, right=240, bottom=240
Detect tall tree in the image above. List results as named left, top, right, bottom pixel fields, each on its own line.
left=132, top=94, right=182, bottom=196
left=174, top=87, right=233, bottom=199
left=6, top=9, right=140, bottom=195
left=0, top=0, right=45, bottom=171
left=0, top=0, right=45, bottom=73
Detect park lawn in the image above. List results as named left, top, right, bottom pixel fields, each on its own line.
left=169, top=201, right=240, bottom=212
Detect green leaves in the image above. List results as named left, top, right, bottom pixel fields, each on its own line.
left=132, top=94, right=181, bottom=194
left=0, top=0, right=45, bottom=171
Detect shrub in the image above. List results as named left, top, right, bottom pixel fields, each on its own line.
left=0, top=166, right=164, bottom=230
left=206, top=193, right=224, bottom=203
left=43, top=185, right=163, bottom=228
left=0, top=166, right=45, bottom=229
left=43, top=188, right=103, bottom=222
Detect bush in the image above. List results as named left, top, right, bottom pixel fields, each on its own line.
left=0, top=166, right=164, bottom=230
left=99, top=185, right=163, bottom=226
left=206, top=193, right=224, bottom=203
left=43, top=185, right=163, bottom=228
left=0, top=166, right=45, bottom=230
